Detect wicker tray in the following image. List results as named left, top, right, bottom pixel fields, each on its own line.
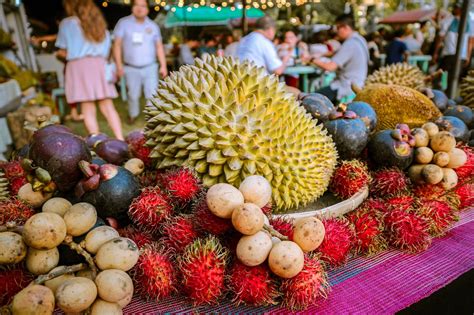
left=272, top=186, right=369, bottom=220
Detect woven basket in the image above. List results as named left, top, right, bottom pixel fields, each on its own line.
left=272, top=186, right=369, bottom=220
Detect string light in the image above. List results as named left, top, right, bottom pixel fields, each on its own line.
left=161, top=1, right=166, bottom=5
left=216, top=6, right=222, bottom=11
left=193, top=3, right=199, bottom=7
left=154, top=5, right=160, bottom=10
left=222, top=2, right=227, bottom=7
left=123, top=0, right=129, bottom=4
left=285, top=2, right=291, bottom=7
left=102, top=1, right=108, bottom=7
left=261, top=4, right=266, bottom=8
left=171, top=6, right=176, bottom=11
left=187, top=6, right=192, bottom=11
left=230, top=6, right=235, bottom=10
left=210, top=3, right=215, bottom=7
left=154, top=0, right=159, bottom=3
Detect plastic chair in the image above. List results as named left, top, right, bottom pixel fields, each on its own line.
left=52, top=88, right=66, bottom=117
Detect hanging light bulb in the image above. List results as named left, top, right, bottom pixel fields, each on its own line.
left=123, top=0, right=130, bottom=4
left=230, top=6, right=235, bottom=10
left=210, top=3, right=216, bottom=7
left=285, top=2, right=290, bottom=6
left=268, top=1, right=273, bottom=7
left=154, top=5, right=160, bottom=10
left=102, top=1, right=108, bottom=7
left=261, top=4, right=267, bottom=9
left=217, top=6, right=222, bottom=10
left=222, top=2, right=227, bottom=7
left=171, top=7, right=176, bottom=11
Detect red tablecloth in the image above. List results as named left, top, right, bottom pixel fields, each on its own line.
left=124, top=207, right=474, bottom=314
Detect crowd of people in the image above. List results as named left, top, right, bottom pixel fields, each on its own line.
left=54, top=0, right=473, bottom=140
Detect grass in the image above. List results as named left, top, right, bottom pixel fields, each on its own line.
left=63, top=98, right=147, bottom=137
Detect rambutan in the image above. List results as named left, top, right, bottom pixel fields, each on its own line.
left=384, top=209, right=431, bottom=253
left=161, top=215, right=200, bottom=252
left=9, top=177, right=27, bottom=196
left=136, top=170, right=163, bottom=188
left=370, top=167, right=408, bottom=197
left=359, top=198, right=388, bottom=214
left=118, top=226, right=153, bottom=248
left=0, top=265, right=34, bottom=306
left=128, top=187, right=173, bottom=234
left=347, top=207, right=387, bottom=255
left=261, top=203, right=272, bottom=215
left=126, top=130, right=153, bottom=167
left=454, top=145, right=474, bottom=182
left=228, top=261, right=279, bottom=306
left=317, top=218, right=355, bottom=267
left=385, top=194, right=417, bottom=212
left=269, top=216, right=294, bottom=240
left=132, top=243, right=177, bottom=300
left=417, top=200, right=458, bottom=237
left=412, top=184, right=460, bottom=210
left=0, top=161, right=25, bottom=181
left=179, top=236, right=228, bottom=305
left=280, top=254, right=329, bottom=310
left=0, top=198, right=35, bottom=225
left=192, top=198, right=232, bottom=235
left=160, top=168, right=201, bottom=207
left=455, top=183, right=474, bottom=210
left=330, top=160, right=371, bottom=199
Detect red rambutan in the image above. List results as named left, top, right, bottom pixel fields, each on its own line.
left=330, top=160, right=371, bottom=199
left=455, top=183, right=474, bottom=210
left=261, top=202, right=273, bottom=215
left=0, top=266, right=34, bottom=306
left=9, top=177, right=27, bottom=196
left=347, top=207, right=387, bottom=255
left=228, top=261, right=279, bottom=306
left=136, top=170, right=163, bottom=188
left=126, top=130, right=153, bottom=167
left=412, top=184, right=460, bottom=210
left=118, top=226, right=153, bottom=248
left=454, top=145, right=474, bottom=182
left=132, top=243, right=177, bottom=300
left=370, top=167, right=408, bottom=197
left=192, top=198, right=232, bottom=235
left=179, top=236, right=228, bottom=305
left=317, top=218, right=355, bottom=267
left=269, top=216, right=294, bottom=241
left=160, top=168, right=201, bottom=207
left=359, top=198, right=388, bottom=214
left=385, top=194, right=416, bottom=212
left=0, top=198, right=35, bottom=225
left=417, top=200, right=458, bottom=237
left=161, top=215, right=200, bottom=252
left=280, top=254, right=329, bottom=310
left=128, top=187, right=173, bottom=234
left=0, top=161, right=25, bottom=181
left=384, top=209, right=431, bottom=253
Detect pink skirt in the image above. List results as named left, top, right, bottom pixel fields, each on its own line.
left=65, top=57, right=118, bottom=103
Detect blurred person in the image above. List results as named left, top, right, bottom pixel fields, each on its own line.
left=113, top=0, right=168, bottom=124
left=198, top=34, right=218, bottom=58
left=56, top=0, right=123, bottom=139
left=401, top=27, right=422, bottom=53
left=309, top=31, right=330, bottom=57
left=434, top=3, right=473, bottom=92
left=367, top=32, right=382, bottom=72
left=237, top=16, right=290, bottom=75
left=224, top=31, right=241, bottom=58
left=385, top=29, right=408, bottom=65
left=307, top=14, right=368, bottom=103
left=278, top=29, right=309, bottom=87
left=178, top=34, right=200, bottom=66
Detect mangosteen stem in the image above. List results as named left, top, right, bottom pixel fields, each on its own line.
left=34, top=263, right=87, bottom=285
left=62, top=236, right=98, bottom=280
left=0, top=222, right=23, bottom=234
left=263, top=224, right=289, bottom=241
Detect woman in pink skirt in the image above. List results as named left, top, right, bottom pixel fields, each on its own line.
left=55, top=0, right=124, bottom=140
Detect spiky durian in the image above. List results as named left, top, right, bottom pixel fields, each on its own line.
left=0, top=170, right=9, bottom=201
left=460, top=70, right=474, bottom=109
left=145, top=56, right=338, bottom=211
left=366, top=63, right=426, bottom=90
left=354, top=84, right=442, bottom=131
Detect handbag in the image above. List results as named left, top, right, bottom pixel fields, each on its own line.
left=105, top=61, right=117, bottom=84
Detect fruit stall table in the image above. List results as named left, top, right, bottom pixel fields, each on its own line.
left=122, top=207, right=474, bottom=314
left=283, top=66, right=318, bottom=93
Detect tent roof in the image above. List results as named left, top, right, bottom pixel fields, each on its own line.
left=165, top=6, right=264, bottom=28
left=379, top=8, right=438, bottom=24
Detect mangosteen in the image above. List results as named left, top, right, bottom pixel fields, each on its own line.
left=33, top=124, right=73, bottom=141
left=324, top=117, right=369, bottom=160
left=95, top=139, right=130, bottom=165
left=435, top=116, right=469, bottom=143
left=368, top=129, right=414, bottom=170
left=299, top=93, right=335, bottom=123
left=347, top=101, right=378, bottom=132
left=447, top=99, right=457, bottom=107
left=29, top=128, right=92, bottom=192
left=431, top=90, right=449, bottom=112
left=85, top=133, right=109, bottom=149
left=91, top=157, right=107, bottom=166
left=443, top=105, right=473, bottom=127
left=78, top=163, right=140, bottom=225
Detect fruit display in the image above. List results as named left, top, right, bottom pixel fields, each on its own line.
left=459, top=70, right=474, bottom=109
left=298, top=92, right=335, bottom=122
left=435, top=115, right=470, bottom=142
left=365, top=63, right=426, bottom=90
left=144, top=55, right=338, bottom=211
left=354, top=84, right=442, bottom=131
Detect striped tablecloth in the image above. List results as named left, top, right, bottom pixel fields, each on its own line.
left=124, top=208, right=474, bottom=314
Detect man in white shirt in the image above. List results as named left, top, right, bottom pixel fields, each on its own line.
left=237, top=16, right=290, bottom=75
left=113, top=0, right=168, bottom=123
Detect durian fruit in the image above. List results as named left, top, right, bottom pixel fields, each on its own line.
left=0, top=170, right=9, bottom=201
left=145, top=56, right=338, bottom=211
left=460, top=70, right=474, bottom=109
left=366, top=63, right=426, bottom=91
left=354, top=84, right=442, bottom=131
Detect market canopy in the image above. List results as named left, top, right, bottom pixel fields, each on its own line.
left=379, top=8, right=439, bottom=24
left=164, top=6, right=265, bottom=28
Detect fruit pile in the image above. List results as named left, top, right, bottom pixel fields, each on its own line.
left=0, top=199, right=139, bottom=314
